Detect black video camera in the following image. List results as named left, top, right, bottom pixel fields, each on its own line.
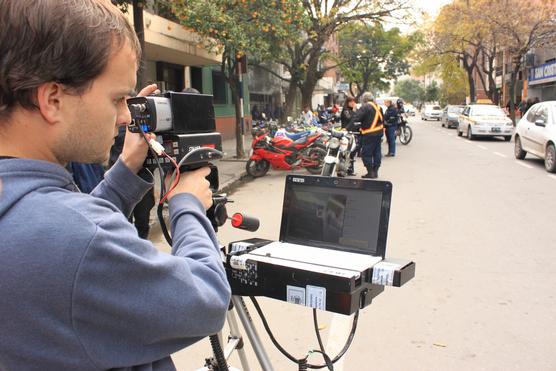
left=127, top=91, right=227, bottom=231
left=127, top=91, right=223, bottom=186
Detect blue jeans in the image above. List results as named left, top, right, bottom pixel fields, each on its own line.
left=361, top=134, right=382, bottom=169
left=386, top=125, right=397, bottom=155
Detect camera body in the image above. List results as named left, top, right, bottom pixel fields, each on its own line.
left=127, top=91, right=223, bottom=173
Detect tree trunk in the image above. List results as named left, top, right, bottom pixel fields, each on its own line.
left=300, top=78, right=319, bottom=111
left=133, top=0, right=146, bottom=88
left=509, top=69, right=518, bottom=125
left=230, top=78, right=245, bottom=158
left=465, top=66, right=476, bottom=103
left=283, top=79, right=299, bottom=123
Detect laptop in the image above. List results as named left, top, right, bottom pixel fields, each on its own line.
left=248, top=175, right=392, bottom=272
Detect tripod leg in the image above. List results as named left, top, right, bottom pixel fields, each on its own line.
left=226, top=309, right=251, bottom=371
left=231, top=296, right=275, bottom=371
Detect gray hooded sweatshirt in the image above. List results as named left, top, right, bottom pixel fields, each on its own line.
left=0, top=158, right=231, bottom=370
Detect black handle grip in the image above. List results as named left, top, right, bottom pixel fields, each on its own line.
left=231, top=213, right=260, bottom=232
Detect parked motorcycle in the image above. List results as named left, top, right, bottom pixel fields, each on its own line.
left=246, top=131, right=326, bottom=177
left=396, top=117, right=413, bottom=145
left=321, top=130, right=357, bottom=177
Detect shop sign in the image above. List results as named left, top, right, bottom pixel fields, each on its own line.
left=529, top=61, right=556, bottom=84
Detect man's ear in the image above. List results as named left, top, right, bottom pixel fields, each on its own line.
left=36, top=82, right=65, bottom=125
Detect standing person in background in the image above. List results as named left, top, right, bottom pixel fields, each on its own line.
left=263, top=104, right=273, bottom=120
left=302, top=105, right=314, bottom=125
left=341, top=97, right=358, bottom=175
left=341, top=97, right=357, bottom=128
left=519, top=99, right=528, bottom=117
left=67, top=162, right=105, bottom=194
left=251, top=104, right=261, bottom=121
left=526, top=98, right=534, bottom=112
left=346, top=92, right=384, bottom=179
left=383, top=99, right=398, bottom=157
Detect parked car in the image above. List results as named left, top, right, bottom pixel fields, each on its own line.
left=404, top=104, right=416, bottom=116
left=514, top=101, right=556, bottom=172
left=421, top=104, right=442, bottom=121
left=441, top=105, right=464, bottom=128
left=457, top=104, right=513, bottom=141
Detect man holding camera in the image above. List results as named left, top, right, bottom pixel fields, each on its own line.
left=0, top=1, right=230, bottom=370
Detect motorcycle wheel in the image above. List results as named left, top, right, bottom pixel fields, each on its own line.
left=245, top=159, right=270, bottom=177
left=321, top=162, right=335, bottom=176
left=399, top=125, right=413, bottom=145
left=305, top=147, right=327, bottom=174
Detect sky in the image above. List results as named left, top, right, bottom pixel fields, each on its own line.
left=384, top=0, right=454, bottom=34
left=418, top=0, right=453, bottom=17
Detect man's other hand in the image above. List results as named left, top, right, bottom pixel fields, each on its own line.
left=166, top=167, right=213, bottom=210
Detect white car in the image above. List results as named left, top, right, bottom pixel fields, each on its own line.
left=421, top=105, right=442, bottom=121
left=404, top=104, right=416, bottom=116
left=514, top=101, right=556, bottom=172
left=457, top=104, right=513, bottom=141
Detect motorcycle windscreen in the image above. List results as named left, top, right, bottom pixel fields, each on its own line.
left=279, top=175, right=392, bottom=258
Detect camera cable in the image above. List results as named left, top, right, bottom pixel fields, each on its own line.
left=249, top=297, right=359, bottom=370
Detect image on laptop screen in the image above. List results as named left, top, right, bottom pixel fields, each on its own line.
left=280, top=176, right=391, bottom=257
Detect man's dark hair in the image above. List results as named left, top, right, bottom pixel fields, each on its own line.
left=0, top=0, right=141, bottom=118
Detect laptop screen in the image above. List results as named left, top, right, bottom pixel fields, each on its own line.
left=280, top=175, right=392, bottom=258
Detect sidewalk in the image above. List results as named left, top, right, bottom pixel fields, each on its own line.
left=217, top=136, right=250, bottom=193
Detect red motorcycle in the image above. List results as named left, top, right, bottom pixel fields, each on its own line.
left=245, top=131, right=326, bottom=177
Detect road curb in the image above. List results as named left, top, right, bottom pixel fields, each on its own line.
left=218, top=170, right=251, bottom=195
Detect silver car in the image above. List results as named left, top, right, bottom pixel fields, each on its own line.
left=421, top=104, right=442, bottom=121
left=441, top=105, right=464, bottom=128
left=514, top=101, right=556, bottom=172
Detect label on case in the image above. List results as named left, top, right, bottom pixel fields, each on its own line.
left=230, top=256, right=249, bottom=270
left=306, top=285, right=326, bottom=310
left=371, top=261, right=401, bottom=286
left=287, top=285, right=306, bottom=305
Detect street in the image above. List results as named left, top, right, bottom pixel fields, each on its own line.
left=168, top=116, right=556, bottom=370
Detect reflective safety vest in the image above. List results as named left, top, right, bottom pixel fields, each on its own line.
left=360, top=102, right=384, bottom=135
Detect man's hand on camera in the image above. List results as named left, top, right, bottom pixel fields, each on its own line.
left=120, top=128, right=155, bottom=174
left=120, top=84, right=161, bottom=173
left=137, top=84, right=160, bottom=97
left=166, top=167, right=213, bottom=210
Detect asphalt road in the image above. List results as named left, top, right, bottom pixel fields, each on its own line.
left=169, top=116, right=556, bottom=370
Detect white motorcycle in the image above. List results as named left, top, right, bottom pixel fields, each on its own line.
left=321, top=129, right=357, bottom=177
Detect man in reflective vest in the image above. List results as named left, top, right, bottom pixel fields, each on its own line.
left=346, top=92, right=384, bottom=178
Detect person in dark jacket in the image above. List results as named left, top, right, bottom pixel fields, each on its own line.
left=383, top=99, right=398, bottom=157
left=341, top=96, right=357, bottom=128
left=346, top=92, right=384, bottom=178
left=251, top=105, right=261, bottom=121
left=341, top=96, right=358, bottom=175
left=67, top=162, right=106, bottom=194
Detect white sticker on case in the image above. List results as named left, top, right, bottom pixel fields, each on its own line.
left=287, top=285, right=306, bottom=306
left=306, top=285, right=326, bottom=310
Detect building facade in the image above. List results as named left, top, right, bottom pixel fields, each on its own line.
left=123, top=7, right=250, bottom=140
left=527, top=47, right=556, bottom=101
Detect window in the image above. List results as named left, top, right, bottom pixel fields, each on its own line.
left=526, top=106, right=538, bottom=122
left=470, top=105, right=505, bottom=117
left=535, top=106, right=548, bottom=123
left=212, top=70, right=227, bottom=104
left=190, top=67, right=203, bottom=93
left=156, top=62, right=184, bottom=92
